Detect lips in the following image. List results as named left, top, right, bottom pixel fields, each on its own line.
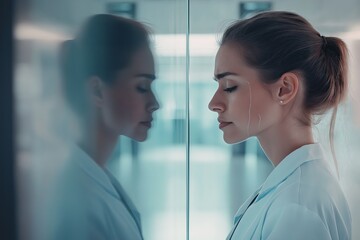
left=219, top=122, right=232, bottom=129
left=217, top=118, right=232, bottom=129
left=140, top=119, right=153, bottom=128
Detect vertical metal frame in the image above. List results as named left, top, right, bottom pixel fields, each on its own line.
left=185, top=0, right=191, bottom=239
left=0, top=0, right=16, bottom=238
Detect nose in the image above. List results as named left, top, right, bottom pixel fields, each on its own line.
left=208, top=92, right=224, bottom=113
left=148, top=92, right=160, bottom=113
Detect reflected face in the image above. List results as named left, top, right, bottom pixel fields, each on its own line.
left=208, top=44, right=280, bottom=144
left=101, top=47, right=159, bottom=141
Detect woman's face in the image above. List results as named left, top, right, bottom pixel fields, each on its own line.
left=208, top=43, right=282, bottom=144
left=100, top=47, right=159, bottom=141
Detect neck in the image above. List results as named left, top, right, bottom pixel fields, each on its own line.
left=78, top=118, right=118, bottom=168
left=257, top=118, right=314, bottom=167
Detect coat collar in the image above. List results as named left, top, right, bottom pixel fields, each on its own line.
left=69, top=145, right=144, bottom=238
left=258, top=143, right=325, bottom=199
left=69, top=145, right=120, bottom=199
left=232, top=143, right=326, bottom=224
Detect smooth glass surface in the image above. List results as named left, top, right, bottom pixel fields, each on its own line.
left=15, top=1, right=187, bottom=239
left=14, top=0, right=360, bottom=239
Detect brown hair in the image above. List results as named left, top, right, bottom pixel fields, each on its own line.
left=60, top=14, right=150, bottom=114
left=221, top=11, right=348, bottom=174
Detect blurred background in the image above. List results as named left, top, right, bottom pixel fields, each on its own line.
left=8, top=0, right=360, bottom=239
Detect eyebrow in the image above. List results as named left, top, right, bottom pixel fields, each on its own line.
left=135, top=73, right=156, bottom=81
left=213, top=72, right=239, bottom=81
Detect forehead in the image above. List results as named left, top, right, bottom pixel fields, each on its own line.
left=214, top=44, right=268, bottom=88
left=114, top=48, right=155, bottom=84
left=215, top=44, right=248, bottom=74
left=128, top=47, right=155, bottom=73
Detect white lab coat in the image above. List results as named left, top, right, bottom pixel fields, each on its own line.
left=50, top=145, right=143, bottom=240
left=227, top=143, right=351, bottom=240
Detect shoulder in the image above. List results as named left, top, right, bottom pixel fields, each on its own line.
left=263, top=160, right=351, bottom=239
left=271, top=159, right=347, bottom=208
left=262, top=203, right=333, bottom=240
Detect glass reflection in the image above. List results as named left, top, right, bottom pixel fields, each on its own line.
left=49, top=14, right=159, bottom=240
left=15, top=1, right=187, bottom=239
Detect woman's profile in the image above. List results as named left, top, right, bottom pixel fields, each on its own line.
left=52, top=14, right=159, bottom=240
left=209, top=11, right=351, bottom=239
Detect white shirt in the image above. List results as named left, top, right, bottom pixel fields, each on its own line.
left=227, top=143, right=352, bottom=240
left=51, top=145, right=143, bottom=240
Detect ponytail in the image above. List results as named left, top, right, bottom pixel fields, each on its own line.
left=322, top=36, right=348, bottom=177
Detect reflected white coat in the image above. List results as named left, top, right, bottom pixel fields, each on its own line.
left=52, top=145, right=143, bottom=240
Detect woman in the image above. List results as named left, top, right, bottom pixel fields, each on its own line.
left=209, top=11, right=351, bottom=239
left=52, top=14, right=159, bottom=240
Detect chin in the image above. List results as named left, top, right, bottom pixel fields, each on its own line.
left=223, top=135, right=248, bottom=144
left=135, top=136, right=147, bottom=142
left=129, top=133, right=148, bottom=142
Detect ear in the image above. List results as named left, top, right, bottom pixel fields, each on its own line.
left=86, top=76, right=105, bottom=107
left=272, top=72, right=299, bottom=105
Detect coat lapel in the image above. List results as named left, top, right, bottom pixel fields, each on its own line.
left=105, top=169, right=143, bottom=239
left=226, top=188, right=261, bottom=240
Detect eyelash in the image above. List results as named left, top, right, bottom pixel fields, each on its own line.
left=137, top=87, right=148, bottom=93
left=224, top=86, right=237, bottom=93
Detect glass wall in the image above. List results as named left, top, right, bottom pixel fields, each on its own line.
left=14, top=0, right=360, bottom=240
left=14, top=0, right=187, bottom=239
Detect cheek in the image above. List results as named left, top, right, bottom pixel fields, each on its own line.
left=231, top=88, right=276, bottom=131
left=106, top=90, right=127, bottom=113
left=249, top=92, right=279, bottom=131
left=229, top=90, right=252, bottom=123
left=101, top=90, right=134, bottom=126
left=113, top=95, right=140, bottom=119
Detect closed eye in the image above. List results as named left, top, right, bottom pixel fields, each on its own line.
left=137, top=86, right=148, bottom=93
left=224, top=86, right=237, bottom=93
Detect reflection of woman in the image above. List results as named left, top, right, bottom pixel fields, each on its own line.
left=209, top=12, right=351, bottom=239
left=54, top=14, right=159, bottom=239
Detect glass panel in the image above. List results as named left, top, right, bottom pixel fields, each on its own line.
left=189, top=1, right=360, bottom=240
left=15, top=1, right=187, bottom=240
left=14, top=1, right=360, bottom=239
